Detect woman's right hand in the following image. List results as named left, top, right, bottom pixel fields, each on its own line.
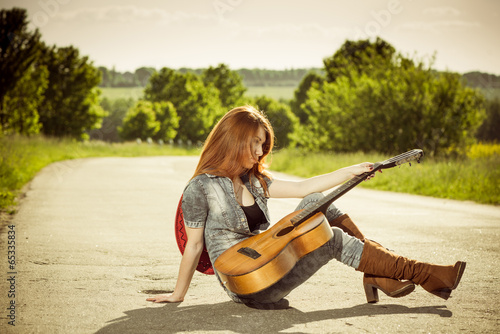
left=146, top=226, right=204, bottom=304
left=146, top=293, right=184, bottom=303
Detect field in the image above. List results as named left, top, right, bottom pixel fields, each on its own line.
left=245, top=86, right=295, bottom=100
left=99, top=86, right=296, bottom=101
left=99, top=86, right=500, bottom=104
left=99, top=87, right=145, bottom=100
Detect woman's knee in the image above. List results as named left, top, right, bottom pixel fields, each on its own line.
left=295, top=192, right=343, bottom=219
left=295, top=192, right=324, bottom=210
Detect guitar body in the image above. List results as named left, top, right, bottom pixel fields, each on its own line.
left=214, top=210, right=333, bottom=296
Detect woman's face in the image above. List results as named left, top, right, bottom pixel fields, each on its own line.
left=242, top=126, right=266, bottom=169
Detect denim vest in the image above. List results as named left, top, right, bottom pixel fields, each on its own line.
left=181, top=173, right=272, bottom=264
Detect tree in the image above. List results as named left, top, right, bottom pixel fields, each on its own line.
left=144, top=68, right=224, bottom=142
left=290, top=71, right=324, bottom=123
left=98, top=66, right=111, bottom=87
left=144, top=68, right=181, bottom=104
left=253, top=96, right=298, bottom=149
left=89, top=97, right=135, bottom=142
left=298, top=51, right=485, bottom=156
left=202, top=64, right=246, bottom=108
left=134, top=67, right=155, bottom=87
left=2, top=63, right=48, bottom=135
left=152, top=101, right=179, bottom=142
left=119, top=100, right=160, bottom=140
left=476, top=98, right=500, bottom=142
left=0, top=8, right=42, bottom=132
left=323, top=37, right=396, bottom=83
left=37, top=45, right=105, bottom=139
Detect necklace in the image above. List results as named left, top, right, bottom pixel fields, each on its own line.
left=233, top=178, right=244, bottom=204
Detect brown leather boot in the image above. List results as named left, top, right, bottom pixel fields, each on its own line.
left=357, top=239, right=466, bottom=300
left=330, top=214, right=415, bottom=303
left=329, top=214, right=366, bottom=240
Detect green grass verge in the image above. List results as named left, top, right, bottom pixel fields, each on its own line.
left=270, top=148, right=500, bottom=205
left=2, top=137, right=498, bottom=215
left=0, top=135, right=199, bottom=213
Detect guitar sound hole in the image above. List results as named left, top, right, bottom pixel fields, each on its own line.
left=276, top=226, right=295, bottom=237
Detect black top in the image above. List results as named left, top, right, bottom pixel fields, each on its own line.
left=241, top=201, right=265, bottom=232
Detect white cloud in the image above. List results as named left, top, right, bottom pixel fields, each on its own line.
left=218, top=21, right=351, bottom=41
left=399, top=20, right=480, bottom=33
left=423, top=7, right=461, bottom=17
left=55, top=5, right=215, bottom=24
left=258, top=23, right=350, bottom=38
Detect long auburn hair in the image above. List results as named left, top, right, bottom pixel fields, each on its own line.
left=192, top=105, right=274, bottom=195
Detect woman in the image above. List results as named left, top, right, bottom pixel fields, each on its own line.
left=147, top=106, right=465, bottom=307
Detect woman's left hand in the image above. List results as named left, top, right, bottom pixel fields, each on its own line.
left=351, top=162, right=381, bottom=180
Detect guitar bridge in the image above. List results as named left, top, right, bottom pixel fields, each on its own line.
left=237, top=247, right=261, bottom=259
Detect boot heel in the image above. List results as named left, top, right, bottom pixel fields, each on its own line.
left=430, top=288, right=452, bottom=300
left=364, top=284, right=379, bottom=303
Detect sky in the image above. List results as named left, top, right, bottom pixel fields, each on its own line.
left=3, top=0, right=500, bottom=74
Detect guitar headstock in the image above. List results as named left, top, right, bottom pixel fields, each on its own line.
left=375, top=149, right=424, bottom=170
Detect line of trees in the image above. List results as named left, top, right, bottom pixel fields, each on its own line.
left=98, top=66, right=156, bottom=87
left=110, top=38, right=487, bottom=156
left=96, top=60, right=497, bottom=150
left=98, top=66, right=321, bottom=88
left=1, top=7, right=494, bottom=156
left=98, top=66, right=500, bottom=92
left=96, top=65, right=500, bottom=147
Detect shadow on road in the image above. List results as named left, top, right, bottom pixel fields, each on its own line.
left=96, top=301, right=452, bottom=333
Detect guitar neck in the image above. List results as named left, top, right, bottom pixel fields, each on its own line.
left=288, top=149, right=423, bottom=227
left=290, top=164, right=382, bottom=226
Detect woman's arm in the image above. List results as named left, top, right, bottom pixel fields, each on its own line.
left=146, top=226, right=205, bottom=303
left=269, top=162, right=375, bottom=198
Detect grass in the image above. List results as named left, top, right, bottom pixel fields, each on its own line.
left=270, top=145, right=500, bottom=205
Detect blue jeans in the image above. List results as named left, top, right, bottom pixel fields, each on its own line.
left=239, top=193, right=365, bottom=306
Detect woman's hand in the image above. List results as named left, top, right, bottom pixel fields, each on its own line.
left=146, top=293, right=184, bottom=303
left=350, top=162, right=373, bottom=175
left=351, top=162, right=381, bottom=180
left=146, top=227, right=204, bottom=304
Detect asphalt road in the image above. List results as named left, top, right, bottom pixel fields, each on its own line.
left=1, top=156, right=499, bottom=333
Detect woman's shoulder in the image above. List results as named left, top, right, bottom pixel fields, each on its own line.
left=189, top=173, right=221, bottom=183
left=185, top=173, right=223, bottom=190
left=183, top=173, right=228, bottom=203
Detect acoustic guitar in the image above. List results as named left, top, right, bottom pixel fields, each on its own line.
left=214, top=149, right=424, bottom=297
